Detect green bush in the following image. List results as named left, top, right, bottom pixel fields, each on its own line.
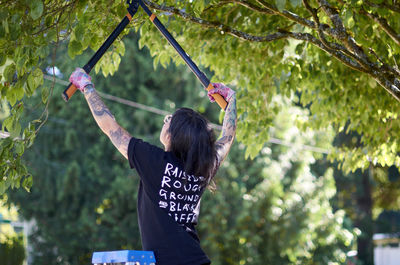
left=0, top=234, right=25, bottom=265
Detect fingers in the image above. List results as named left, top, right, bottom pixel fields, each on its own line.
left=207, top=83, right=235, bottom=103
left=69, top=68, right=93, bottom=92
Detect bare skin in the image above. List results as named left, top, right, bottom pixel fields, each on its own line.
left=83, top=84, right=237, bottom=166
left=214, top=95, right=237, bottom=169
left=84, top=85, right=131, bottom=160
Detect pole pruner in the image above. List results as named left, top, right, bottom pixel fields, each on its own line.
left=62, top=0, right=228, bottom=110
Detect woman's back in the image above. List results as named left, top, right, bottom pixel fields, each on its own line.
left=128, top=138, right=211, bottom=265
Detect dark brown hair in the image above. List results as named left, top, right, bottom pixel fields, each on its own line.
left=168, top=108, right=216, bottom=186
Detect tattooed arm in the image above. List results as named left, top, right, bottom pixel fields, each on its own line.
left=84, top=85, right=131, bottom=160
left=215, top=94, right=237, bottom=169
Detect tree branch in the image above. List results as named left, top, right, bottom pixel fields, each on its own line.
left=286, top=31, right=367, bottom=73
left=143, top=0, right=400, bottom=102
left=143, top=0, right=271, bottom=41
left=317, top=0, right=373, bottom=70
left=254, top=0, right=318, bottom=29
left=206, top=0, right=274, bottom=14
left=302, top=0, right=334, bottom=50
left=203, top=0, right=232, bottom=11
left=144, top=1, right=364, bottom=73
left=364, top=0, right=400, bottom=14
left=359, top=7, right=400, bottom=46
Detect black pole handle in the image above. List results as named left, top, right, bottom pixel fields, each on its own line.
left=63, top=3, right=139, bottom=102
left=138, top=0, right=228, bottom=110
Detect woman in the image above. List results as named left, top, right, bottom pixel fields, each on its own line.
left=69, top=68, right=237, bottom=265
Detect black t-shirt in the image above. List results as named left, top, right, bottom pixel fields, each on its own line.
left=128, top=137, right=211, bottom=265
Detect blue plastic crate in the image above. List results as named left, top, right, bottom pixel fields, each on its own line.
left=92, top=250, right=156, bottom=264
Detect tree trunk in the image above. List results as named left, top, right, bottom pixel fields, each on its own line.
left=355, top=167, right=374, bottom=265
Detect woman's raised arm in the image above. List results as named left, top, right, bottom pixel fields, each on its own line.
left=69, top=68, right=132, bottom=160
left=208, top=83, right=237, bottom=168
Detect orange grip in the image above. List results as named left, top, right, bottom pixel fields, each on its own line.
left=62, top=83, right=78, bottom=102
left=206, top=83, right=228, bottom=110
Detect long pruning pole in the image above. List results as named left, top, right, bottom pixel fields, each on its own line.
left=62, top=1, right=139, bottom=101
left=137, top=0, right=227, bottom=110
left=63, top=0, right=227, bottom=110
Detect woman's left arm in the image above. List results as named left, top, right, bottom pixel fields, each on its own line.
left=83, top=85, right=131, bottom=160
left=69, top=68, right=131, bottom=160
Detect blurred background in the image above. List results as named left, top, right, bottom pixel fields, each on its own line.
left=1, top=32, right=399, bottom=265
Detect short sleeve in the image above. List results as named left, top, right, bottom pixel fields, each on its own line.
left=128, top=137, right=166, bottom=186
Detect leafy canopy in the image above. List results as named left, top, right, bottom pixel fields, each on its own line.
left=1, top=0, right=400, bottom=193
left=8, top=33, right=355, bottom=264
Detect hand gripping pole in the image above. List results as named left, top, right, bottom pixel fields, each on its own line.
left=64, top=0, right=228, bottom=110
left=62, top=1, right=139, bottom=101
left=138, top=0, right=228, bottom=110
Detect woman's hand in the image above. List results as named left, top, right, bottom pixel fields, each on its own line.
left=69, top=68, right=93, bottom=92
left=207, top=83, right=235, bottom=103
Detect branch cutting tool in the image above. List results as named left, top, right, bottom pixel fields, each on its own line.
left=62, top=0, right=228, bottom=110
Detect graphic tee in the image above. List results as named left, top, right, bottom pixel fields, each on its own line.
left=128, top=137, right=211, bottom=265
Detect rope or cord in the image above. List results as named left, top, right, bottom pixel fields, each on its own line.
left=42, top=74, right=223, bottom=131
left=0, top=74, right=331, bottom=154
left=0, top=132, right=12, bottom=139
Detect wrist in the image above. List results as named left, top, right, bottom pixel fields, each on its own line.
left=83, top=84, right=95, bottom=94
left=226, top=91, right=235, bottom=102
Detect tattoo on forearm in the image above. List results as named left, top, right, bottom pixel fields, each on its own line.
left=217, top=135, right=233, bottom=145
left=110, top=127, right=130, bottom=156
left=86, top=90, right=115, bottom=119
left=215, top=97, right=237, bottom=165
left=84, top=86, right=131, bottom=159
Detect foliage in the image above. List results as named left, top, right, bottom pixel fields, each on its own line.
left=7, top=33, right=208, bottom=265
left=137, top=0, right=400, bottom=173
left=198, top=100, right=356, bottom=265
left=2, top=0, right=400, bottom=193
left=0, top=0, right=132, bottom=194
left=6, top=32, right=356, bottom=265
left=0, top=234, right=26, bottom=265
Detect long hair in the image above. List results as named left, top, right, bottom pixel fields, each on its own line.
left=168, top=108, right=216, bottom=186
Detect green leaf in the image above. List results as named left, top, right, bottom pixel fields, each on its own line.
left=3, top=116, right=13, bottom=132
left=6, top=90, right=16, bottom=106
left=15, top=141, right=25, bottom=156
left=193, top=0, right=206, bottom=16
left=112, top=52, right=121, bottom=70
left=15, top=84, right=24, bottom=101
left=289, top=0, right=301, bottom=7
left=0, top=9, right=7, bottom=21
left=27, top=68, right=43, bottom=92
left=22, top=175, right=33, bottom=192
left=45, top=15, right=53, bottom=27
left=2, top=19, right=9, bottom=35
left=74, top=24, right=85, bottom=41
left=41, top=86, right=50, bottom=104
left=10, top=121, right=21, bottom=139
left=0, top=183, right=5, bottom=196
left=0, top=53, right=6, bottom=66
left=4, top=63, right=16, bottom=82
left=68, top=40, right=82, bottom=59
left=343, top=9, right=355, bottom=28
left=115, top=41, right=126, bottom=56
left=90, top=35, right=101, bottom=50
left=46, top=29, right=57, bottom=42
left=0, top=22, right=5, bottom=38
left=30, top=0, right=44, bottom=20
left=9, top=24, right=21, bottom=41
left=276, top=0, right=286, bottom=11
